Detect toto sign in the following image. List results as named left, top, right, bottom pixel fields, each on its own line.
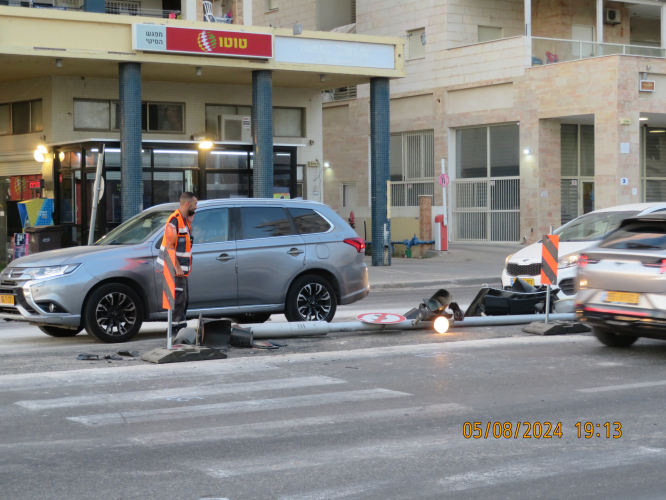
left=133, top=24, right=273, bottom=59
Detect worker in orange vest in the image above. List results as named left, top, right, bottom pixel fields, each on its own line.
left=156, top=192, right=197, bottom=338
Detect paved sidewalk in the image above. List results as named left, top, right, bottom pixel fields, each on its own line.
left=368, top=242, right=522, bottom=290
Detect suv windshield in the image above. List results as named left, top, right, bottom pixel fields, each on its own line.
left=554, top=211, right=639, bottom=242
left=96, top=210, right=173, bottom=245
left=600, top=219, right=666, bottom=250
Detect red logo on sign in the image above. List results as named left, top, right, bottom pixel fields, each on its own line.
left=166, top=27, right=273, bottom=58
left=357, top=313, right=407, bottom=324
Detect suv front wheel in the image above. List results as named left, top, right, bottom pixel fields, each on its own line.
left=83, top=283, right=144, bottom=343
left=285, top=275, right=337, bottom=322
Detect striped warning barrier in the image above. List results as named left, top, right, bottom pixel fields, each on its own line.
left=162, top=248, right=176, bottom=311
left=540, top=234, right=559, bottom=286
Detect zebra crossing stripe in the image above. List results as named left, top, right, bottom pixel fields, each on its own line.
left=67, top=388, right=411, bottom=427
left=15, top=376, right=346, bottom=410
left=133, top=403, right=467, bottom=446
left=0, top=363, right=278, bottom=392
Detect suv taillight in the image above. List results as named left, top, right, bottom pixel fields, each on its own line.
left=344, top=237, right=366, bottom=253
left=643, top=259, right=666, bottom=273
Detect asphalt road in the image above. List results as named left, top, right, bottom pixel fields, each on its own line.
left=0, top=285, right=493, bottom=376
left=3, top=332, right=666, bottom=499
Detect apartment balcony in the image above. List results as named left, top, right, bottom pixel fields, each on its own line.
left=531, top=37, right=664, bottom=66
left=0, top=0, right=179, bottom=18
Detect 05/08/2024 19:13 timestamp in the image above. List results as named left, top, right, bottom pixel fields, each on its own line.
left=462, top=422, right=622, bottom=439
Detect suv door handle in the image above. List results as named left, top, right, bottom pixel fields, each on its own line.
left=217, top=253, right=235, bottom=262
left=287, top=248, right=304, bottom=256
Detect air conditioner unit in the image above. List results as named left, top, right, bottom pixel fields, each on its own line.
left=218, top=115, right=251, bottom=143
left=604, top=9, right=621, bottom=25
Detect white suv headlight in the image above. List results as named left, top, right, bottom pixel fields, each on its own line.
left=22, top=265, right=80, bottom=279
left=505, top=253, right=515, bottom=267
left=557, top=254, right=579, bottom=269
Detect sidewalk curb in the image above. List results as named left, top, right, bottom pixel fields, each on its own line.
left=371, top=276, right=500, bottom=291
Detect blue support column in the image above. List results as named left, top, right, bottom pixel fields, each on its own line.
left=252, top=70, right=274, bottom=198
left=119, top=62, right=143, bottom=222
left=370, top=77, right=391, bottom=266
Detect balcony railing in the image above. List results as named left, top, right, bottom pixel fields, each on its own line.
left=0, top=0, right=180, bottom=18
left=531, top=37, right=664, bottom=66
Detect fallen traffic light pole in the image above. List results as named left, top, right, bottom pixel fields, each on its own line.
left=249, top=313, right=578, bottom=339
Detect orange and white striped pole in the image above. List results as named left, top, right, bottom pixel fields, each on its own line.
left=162, top=248, right=176, bottom=349
left=540, top=232, right=559, bottom=324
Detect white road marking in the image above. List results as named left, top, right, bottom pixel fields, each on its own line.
left=15, top=376, right=346, bottom=411
left=0, top=362, right=277, bottom=393
left=67, top=388, right=411, bottom=427
left=578, top=380, right=666, bottom=393
left=278, top=484, right=380, bottom=500
left=436, top=446, right=665, bottom=492
left=133, top=403, right=467, bottom=446
left=200, top=435, right=453, bottom=479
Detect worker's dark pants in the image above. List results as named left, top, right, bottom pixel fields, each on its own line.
left=172, top=276, right=189, bottom=336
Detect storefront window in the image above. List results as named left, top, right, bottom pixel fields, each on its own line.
left=59, top=170, right=82, bottom=224
left=59, top=151, right=81, bottom=170
left=206, top=172, right=250, bottom=199
left=9, top=175, right=43, bottom=201
left=206, top=151, right=248, bottom=169
left=154, top=172, right=185, bottom=205
left=106, top=171, right=152, bottom=224
left=153, top=150, right=198, bottom=169
left=104, top=148, right=152, bottom=168
left=274, top=152, right=292, bottom=199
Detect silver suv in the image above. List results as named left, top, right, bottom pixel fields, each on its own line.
left=577, top=213, right=666, bottom=347
left=0, top=199, right=369, bottom=343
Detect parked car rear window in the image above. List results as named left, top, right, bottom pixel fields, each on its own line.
left=192, top=208, right=231, bottom=244
left=288, top=208, right=331, bottom=234
left=555, top=211, right=638, bottom=242
left=240, top=207, right=293, bottom=240
left=96, top=210, right=172, bottom=245
left=600, top=220, right=666, bottom=250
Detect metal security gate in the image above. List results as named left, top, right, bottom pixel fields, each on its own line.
left=453, top=178, right=520, bottom=242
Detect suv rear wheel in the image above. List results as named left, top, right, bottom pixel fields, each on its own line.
left=285, top=275, right=337, bottom=322
left=593, top=327, right=638, bottom=348
left=83, top=283, right=144, bottom=343
left=38, top=325, right=83, bottom=338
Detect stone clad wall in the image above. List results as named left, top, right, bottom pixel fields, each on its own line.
left=446, top=0, right=524, bottom=48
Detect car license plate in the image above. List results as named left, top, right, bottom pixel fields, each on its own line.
left=604, top=291, right=640, bottom=305
left=0, top=294, right=14, bottom=305
left=511, top=278, right=535, bottom=286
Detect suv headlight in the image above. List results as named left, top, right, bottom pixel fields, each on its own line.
left=505, top=253, right=515, bottom=267
left=558, top=254, right=579, bottom=269
left=22, top=264, right=80, bottom=279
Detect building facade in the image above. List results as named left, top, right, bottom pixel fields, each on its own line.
left=0, top=5, right=402, bottom=262
left=249, top=0, right=666, bottom=247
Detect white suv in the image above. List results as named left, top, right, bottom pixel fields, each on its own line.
left=501, top=203, right=666, bottom=297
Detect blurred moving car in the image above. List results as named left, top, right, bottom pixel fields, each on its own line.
left=501, top=203, right=666, bottom=297
left=577, top=213, right=666, bottom=347
left=0, top=199, right=369, bottom=343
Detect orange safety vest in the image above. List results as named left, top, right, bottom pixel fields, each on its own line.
left=156, top=209, right=192, bottom=277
